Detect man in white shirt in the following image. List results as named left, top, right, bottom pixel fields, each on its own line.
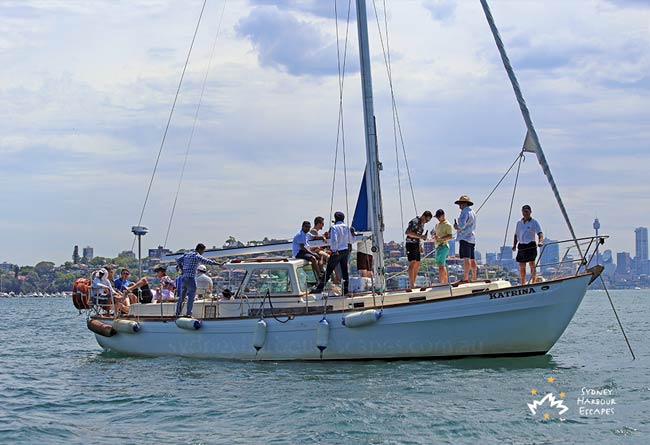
left=195, top=264, right=214, bottom=299
left=314, top=211, right=353, bottom=295
left=512, top=204, right=543, bottom=284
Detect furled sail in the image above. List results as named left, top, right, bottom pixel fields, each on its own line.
left=522, top=130, right=538, bottom=153
left=352, top=171, right=369, bottom=232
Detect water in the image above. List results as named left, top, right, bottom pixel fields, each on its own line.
left=0, top=290, right=648, bottom=444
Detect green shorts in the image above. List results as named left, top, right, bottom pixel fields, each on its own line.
left=435, top=244, right=449, bottom=265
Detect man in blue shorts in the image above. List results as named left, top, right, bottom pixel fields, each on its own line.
left=454, top=195, right=477, bottom=282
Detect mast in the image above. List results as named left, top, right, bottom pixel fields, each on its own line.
left=355, top=0, right=386, bottom=286
left=480, top=0, right=583, bottom=258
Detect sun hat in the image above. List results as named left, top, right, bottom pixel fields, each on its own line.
left=454, top=195, right=474, bottom=206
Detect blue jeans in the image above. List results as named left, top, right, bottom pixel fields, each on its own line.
left=176, top=276, right=197, bottom=316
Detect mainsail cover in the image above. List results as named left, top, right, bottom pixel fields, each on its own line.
left=352, top=171, right=369, bottom=232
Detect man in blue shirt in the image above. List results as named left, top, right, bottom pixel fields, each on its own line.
left=453, top=195, right=477, bottom=282
left=113, top=268, right=132, bottom=292
left=175, top=243, right=219, bottom=317
left=314, top=211, right=353, bottom=295
left=293, top=220, right=322, bottom=278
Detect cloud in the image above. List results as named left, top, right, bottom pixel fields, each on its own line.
left=247, top=0, right=341, bottom=19
left=0, top=0, right=649, bottom=265
left=236, top=5, right=358, bottom=76
left=422, top=0, right=457, bottom=22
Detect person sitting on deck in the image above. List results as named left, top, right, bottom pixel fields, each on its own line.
left=122, top=275, right=154, bottom=304
left=151, top=265, right=176, bottom=303
left=91, top=268, right=129, bottom=314
left=195, top=264, right=214, bottom=299
left=113, top=268, right=132, bottom=292
left=293, top=220, right=322, bottom=278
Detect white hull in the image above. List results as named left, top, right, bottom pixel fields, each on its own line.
left=94, top=274, right=591, bottom=360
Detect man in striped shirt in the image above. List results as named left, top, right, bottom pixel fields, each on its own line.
left=175, top=243, right=219, bottom=317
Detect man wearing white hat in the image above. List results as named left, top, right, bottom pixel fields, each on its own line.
left=454, top=195, right=477, bottom=282
left=195, top=264, right=214, bottom=299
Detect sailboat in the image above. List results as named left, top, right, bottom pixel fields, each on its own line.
left=75, top=0, right=604, bottom=360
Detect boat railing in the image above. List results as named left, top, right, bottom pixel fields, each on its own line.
left=535, top=235, right=607, bottom=281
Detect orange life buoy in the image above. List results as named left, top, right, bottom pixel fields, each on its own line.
left=72, top=278, right=91, bottom=309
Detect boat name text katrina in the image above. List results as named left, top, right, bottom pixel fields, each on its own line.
left=489, top=287, right=536, bottom=300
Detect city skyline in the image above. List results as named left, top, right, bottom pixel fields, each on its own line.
left=3, top=224, right=647, bottom=268
left=1, top=1, right=648, bottom=265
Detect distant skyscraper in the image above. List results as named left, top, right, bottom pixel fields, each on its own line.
left=616, top=252, right=631, bottom=275
left=540, top=238, right=560, bottom=275
left=635, top=227, right=648, bottom=262
left=72, top=245, right=80, bottom=264
left=486, top=252, right=497, bottom=266
left=82, top=246, right=94, bottom=261
left=499, top=246, right=513, bottom=261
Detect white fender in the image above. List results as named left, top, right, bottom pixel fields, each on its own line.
left=342, top=309, right=382, bottom=328
left=175, top=317, right=202, bottom=330
left=113, top=319, right=141, bottom=333
left=253, top=319, right=267, bottom=351
left=316, top=318, right=330, bottom=352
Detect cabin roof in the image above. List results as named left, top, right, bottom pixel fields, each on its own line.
left=222, top=257, right=308, bottom=270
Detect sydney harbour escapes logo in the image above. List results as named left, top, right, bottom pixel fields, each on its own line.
left=527, top=376, right=617, bottom=421
left=527, top=376, right=569, bottom=421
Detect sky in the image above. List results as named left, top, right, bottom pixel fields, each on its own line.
left=0, top=0, right=648, bottom=266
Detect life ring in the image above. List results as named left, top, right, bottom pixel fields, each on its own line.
left=72, top=278, right=91, bottom=309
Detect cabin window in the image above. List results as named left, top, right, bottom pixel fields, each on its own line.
left=244, top=268, right=292, bottom=295
left=297, top=265, right=319, bottom=292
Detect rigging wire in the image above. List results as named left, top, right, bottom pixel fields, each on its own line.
left=498, top=154, right=524, bottom=270
left=163, top=0, right=228, bottom=248
left=377, top=0, right=406, bottom=256
left=329, top=0, right=353, bottom=223
left=132, top=0, right=209, bottom=251
left=475, top=153, right=525, bottom=214
left=599, top=275, right=636, bottom=360
left=371, top=0, right=418, bottom=217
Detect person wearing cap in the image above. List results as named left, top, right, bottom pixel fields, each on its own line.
left=405, top=210, right=433, bottom=289
left=314, top=211, right=354, bottom=295
left=195, top=264, right=214, bottom=299
left=453, top=195, right=477, bottom=282
left=433, top=209, right=453, bottom=284
left=512, top=204, right=543, bottom=284
left=151, top=265, right=176, bottom=303
left=293, top=220, right=323, bottom=278
left=175, top=243, right=220, bottom=317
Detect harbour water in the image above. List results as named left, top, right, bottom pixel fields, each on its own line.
left=0, top=290, right=648, bottom=444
